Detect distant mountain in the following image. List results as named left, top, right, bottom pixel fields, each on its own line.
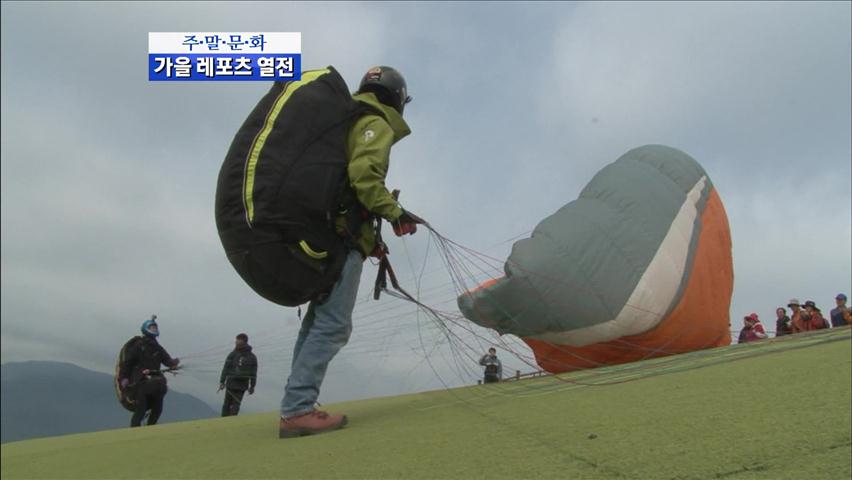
left=1, top=361, right=216, bottom=443
left=2, top=329, right=851, bottom=480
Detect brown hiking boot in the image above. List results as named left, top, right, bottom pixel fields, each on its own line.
left=279, top=410, right=348, bottom=438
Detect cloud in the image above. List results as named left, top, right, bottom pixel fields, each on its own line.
left=1, top=1, right=511, bottom=409
left=2, top=1, right=850, bottom=411
left=533, top=1, right=851, bottom=327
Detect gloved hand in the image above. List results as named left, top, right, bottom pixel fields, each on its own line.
left=171, top=358, right=181, bottom=367
left=248, top=387, right=255, bottom=395
left=392, top=210, right=424, bottom=237
left=393, top=222, right=417, bottom=236
left=141, top=369, right=150, bottom=376
left=120, top=378, right=129, bottom=389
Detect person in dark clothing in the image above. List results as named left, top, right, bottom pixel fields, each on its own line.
left=219, top=333, right=258, bottom=417
left=830, top=293, right=851, bottom=328
left=775, top=307, right=793, bottom=337
left=479, top=347, right=502, bottom=383
left=118, top=317, right=180, bottom=427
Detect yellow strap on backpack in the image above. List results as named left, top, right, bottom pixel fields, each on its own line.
left=298, top=240, right=328, bottom=259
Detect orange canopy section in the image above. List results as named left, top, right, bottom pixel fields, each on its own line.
left=524, top=189, right=733, bottom=372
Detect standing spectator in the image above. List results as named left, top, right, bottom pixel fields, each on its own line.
left=829, top=293, right=851, bottom=328
left=479, top=348, right=503, bottom=383
left=787, top=299, right=803, bottom=333
left=737, top=313, right=767, bottom=343
left=792, top=300, right=829, bottom=332
left=775, top=307, right=793, bottom=337
left=218, top=333, right=258, bottom=417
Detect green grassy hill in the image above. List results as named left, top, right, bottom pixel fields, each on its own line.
left=3, top=328, right=850, bottom=480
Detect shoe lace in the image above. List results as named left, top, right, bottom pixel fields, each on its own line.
left=311, top=410, right=329, bottom=419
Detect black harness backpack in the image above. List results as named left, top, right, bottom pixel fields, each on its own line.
left=215, top=66, right=368, bottom=306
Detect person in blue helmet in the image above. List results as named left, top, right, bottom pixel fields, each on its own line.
left=830, top=294, right=851, bottom=328
left=118, top=316, right=180, bottom=427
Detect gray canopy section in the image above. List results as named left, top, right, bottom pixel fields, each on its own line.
left=457, top=144, right=711, bottom=338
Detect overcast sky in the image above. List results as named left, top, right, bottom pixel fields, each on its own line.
left=2, top=1, right=850, bottom=413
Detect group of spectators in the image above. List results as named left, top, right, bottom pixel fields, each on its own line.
left=738, top=294, right=851, bottom=343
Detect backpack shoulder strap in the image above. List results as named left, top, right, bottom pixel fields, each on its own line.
left=120, top=336, right=144, bottom=364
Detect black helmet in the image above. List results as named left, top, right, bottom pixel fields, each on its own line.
left=357, top=66, right=412, bottom=115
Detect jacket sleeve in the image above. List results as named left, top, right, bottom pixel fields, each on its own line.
left=497, top=359, right=503, bottom=378
left=347, top=116, right=403, bottom=222
left=159, top=345, right=177, bottom=368
left=479, top=355, right=488, bottom=366
left=220, top=352, right=233, bottom=385
left=249, top=353, right=258, bottom=389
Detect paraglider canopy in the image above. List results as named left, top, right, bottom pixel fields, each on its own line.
left=458, top=145, right=733, bottom=372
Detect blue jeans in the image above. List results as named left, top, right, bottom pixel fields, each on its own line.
left=281, top=249, right=363, bottom=417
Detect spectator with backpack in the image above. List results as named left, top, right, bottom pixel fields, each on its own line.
left=118, top=316, right=180, bottom=427
left=218, top=333, right=258, bottom=417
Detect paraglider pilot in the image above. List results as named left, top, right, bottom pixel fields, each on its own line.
left=119, top=317, right=180, bottom=427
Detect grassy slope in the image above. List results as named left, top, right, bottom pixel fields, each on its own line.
left=3, top=328, right=850, bottom=480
